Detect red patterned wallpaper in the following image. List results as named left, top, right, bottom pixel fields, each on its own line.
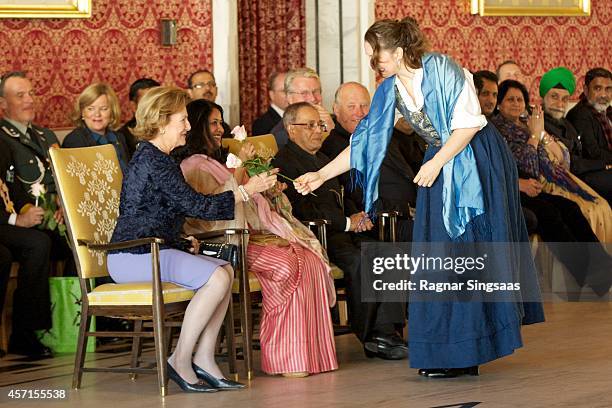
left=238, top=0, right=305, bottom=133
left=0, top=0, right=213, bottom=128
left=375, top=0, right=611, bottom=101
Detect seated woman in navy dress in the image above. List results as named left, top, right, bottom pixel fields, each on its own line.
left=294, top=18, right=544, bottom=378
left=107, top=87, right=277, bottom=392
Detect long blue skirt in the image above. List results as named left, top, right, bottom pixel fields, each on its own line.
left=408, top=123, right=545, bottom=369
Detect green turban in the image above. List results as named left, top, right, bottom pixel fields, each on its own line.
left=540, top=67, right=576, bottom=97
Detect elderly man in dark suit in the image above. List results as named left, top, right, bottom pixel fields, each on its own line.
left=270, top=68, right=335, bottom=147
left=567, top=67, right=612, bottom=166
left=252, top=72, right=288, bottom=135
left=273, top=102, right=407, bottom=361
left=542, top=67, right=611, bottom=204
left=0, top=137, right=52, bottom=358
left=321, top=82, right=419, bottom=241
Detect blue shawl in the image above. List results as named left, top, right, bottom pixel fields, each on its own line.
left=350, top=53, right=485, bottom=239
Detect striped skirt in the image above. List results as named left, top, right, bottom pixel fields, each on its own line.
left=247, top=242, right=338, bottom=375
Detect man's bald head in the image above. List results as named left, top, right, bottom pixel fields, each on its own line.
left=333, top=82, right=370, bottom=134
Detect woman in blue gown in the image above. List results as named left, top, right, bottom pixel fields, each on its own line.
left=294, top=17, right=544, bottom=378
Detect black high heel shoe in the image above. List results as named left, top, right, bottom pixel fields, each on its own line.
left=418, top=366, right=479, bottom=378
left=167, top=362, right=218, bottom=393
left=192, top=363, right=246, bottom=390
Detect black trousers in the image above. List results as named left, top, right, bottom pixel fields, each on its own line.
left=0, top=225, right=52, bottom=333
left=581, top=170, right=612, bottom=205
left=327, top=231, right=406, bottom=342
left=42, top=229, right=77, bottom=276
left=521, top=192, right=611, bottom=290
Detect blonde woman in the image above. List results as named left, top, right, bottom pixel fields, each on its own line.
left=107, top=87, right=277, bottom=392
left=63, top=83, right=130, bottom=169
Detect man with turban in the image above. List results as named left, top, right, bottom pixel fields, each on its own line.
left=542, top=67, right=611, bottom=203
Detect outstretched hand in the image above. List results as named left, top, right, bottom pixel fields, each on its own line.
left=294, top=171, right=324, bottom=195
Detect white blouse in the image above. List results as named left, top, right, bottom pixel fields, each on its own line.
left=395, top=68, right=487, bottom=131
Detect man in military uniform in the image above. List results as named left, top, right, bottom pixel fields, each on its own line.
left=0, top=71, right=74, bottom=276
left=0, top=136, right=52, bottom=358
left=0, top=71, right=59, bottom=195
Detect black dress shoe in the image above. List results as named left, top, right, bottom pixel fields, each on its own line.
left=363, top=334, right=408, bottom=360
left=418, top=366, right=479, bottom=378
left=8, top=331, right=53, bottom=358
left=167, top=363, right=218, bottom=393
left=192, top=363, right=246, bottom=390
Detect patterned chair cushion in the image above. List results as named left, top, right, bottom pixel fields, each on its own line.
left=88, top=282, right=194, bottom=306
left=330, top=263, right=344, bottom=280
left=231, top=273, right=262, bottom=294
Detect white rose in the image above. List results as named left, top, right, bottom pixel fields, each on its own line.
left=231, top=125, right=248, bottom=142
left=30, top=182, right=46, bottom=197
left=225, top=153, right=243, bottom=169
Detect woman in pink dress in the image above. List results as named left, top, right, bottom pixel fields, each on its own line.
left=172, top=99, right=338, bottom=377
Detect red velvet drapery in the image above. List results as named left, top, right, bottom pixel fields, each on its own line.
left=237, top=0, right=306, bottom=133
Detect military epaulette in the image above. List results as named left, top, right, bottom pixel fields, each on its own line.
left=0, top=125, right=20, bottom=139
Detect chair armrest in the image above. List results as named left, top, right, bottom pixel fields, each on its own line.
left=305, top=219, right=331, bottom=227
left=190, top=228, right=250, bottom=241
left=304, top=219, right=330, bottom=251
left=77, top=237, right=164, bottom=252
left=377, top=210, right=403, bottom=218
left=376, top=211, right=403, bottom=243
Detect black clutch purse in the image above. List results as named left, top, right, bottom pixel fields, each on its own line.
left=199, top=241, right=240, bottom=268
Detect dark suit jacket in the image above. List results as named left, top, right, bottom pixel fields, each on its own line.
left=270, top=120, right=289, bottom=148
left=272, top=140, right=360, bottom=233
left=252, top=106, right=281, bottom=136
left=62, top=126, right=130, bottom=169
left=545, top=113, right=606, bottom=175
left=320, top=122, right=420, bottom=213
left=0, top=138, right=32, bottom=225
left=118, top=117, right=138, bottom=159
left=320, top=122, right=364, bottom=208
left=566, top=98, right=612, bottom=163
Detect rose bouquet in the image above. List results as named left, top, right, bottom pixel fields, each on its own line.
left=30, top=182, right=69, bottom=243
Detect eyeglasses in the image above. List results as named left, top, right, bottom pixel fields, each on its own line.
left=291, top=121, right=328, bottom=132
left=192, top=81, right=216, bottom=89
left=287, top=88, right=321, bottom=98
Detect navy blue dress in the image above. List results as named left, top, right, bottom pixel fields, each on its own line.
left=107, top=141, right=236, bottom=289
left=397, top=90, right=545, bottom=369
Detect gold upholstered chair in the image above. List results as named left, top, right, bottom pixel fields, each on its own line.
left=222, top=134, right=278, bottom=158
left=49, top=145, right=197, bottom=396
